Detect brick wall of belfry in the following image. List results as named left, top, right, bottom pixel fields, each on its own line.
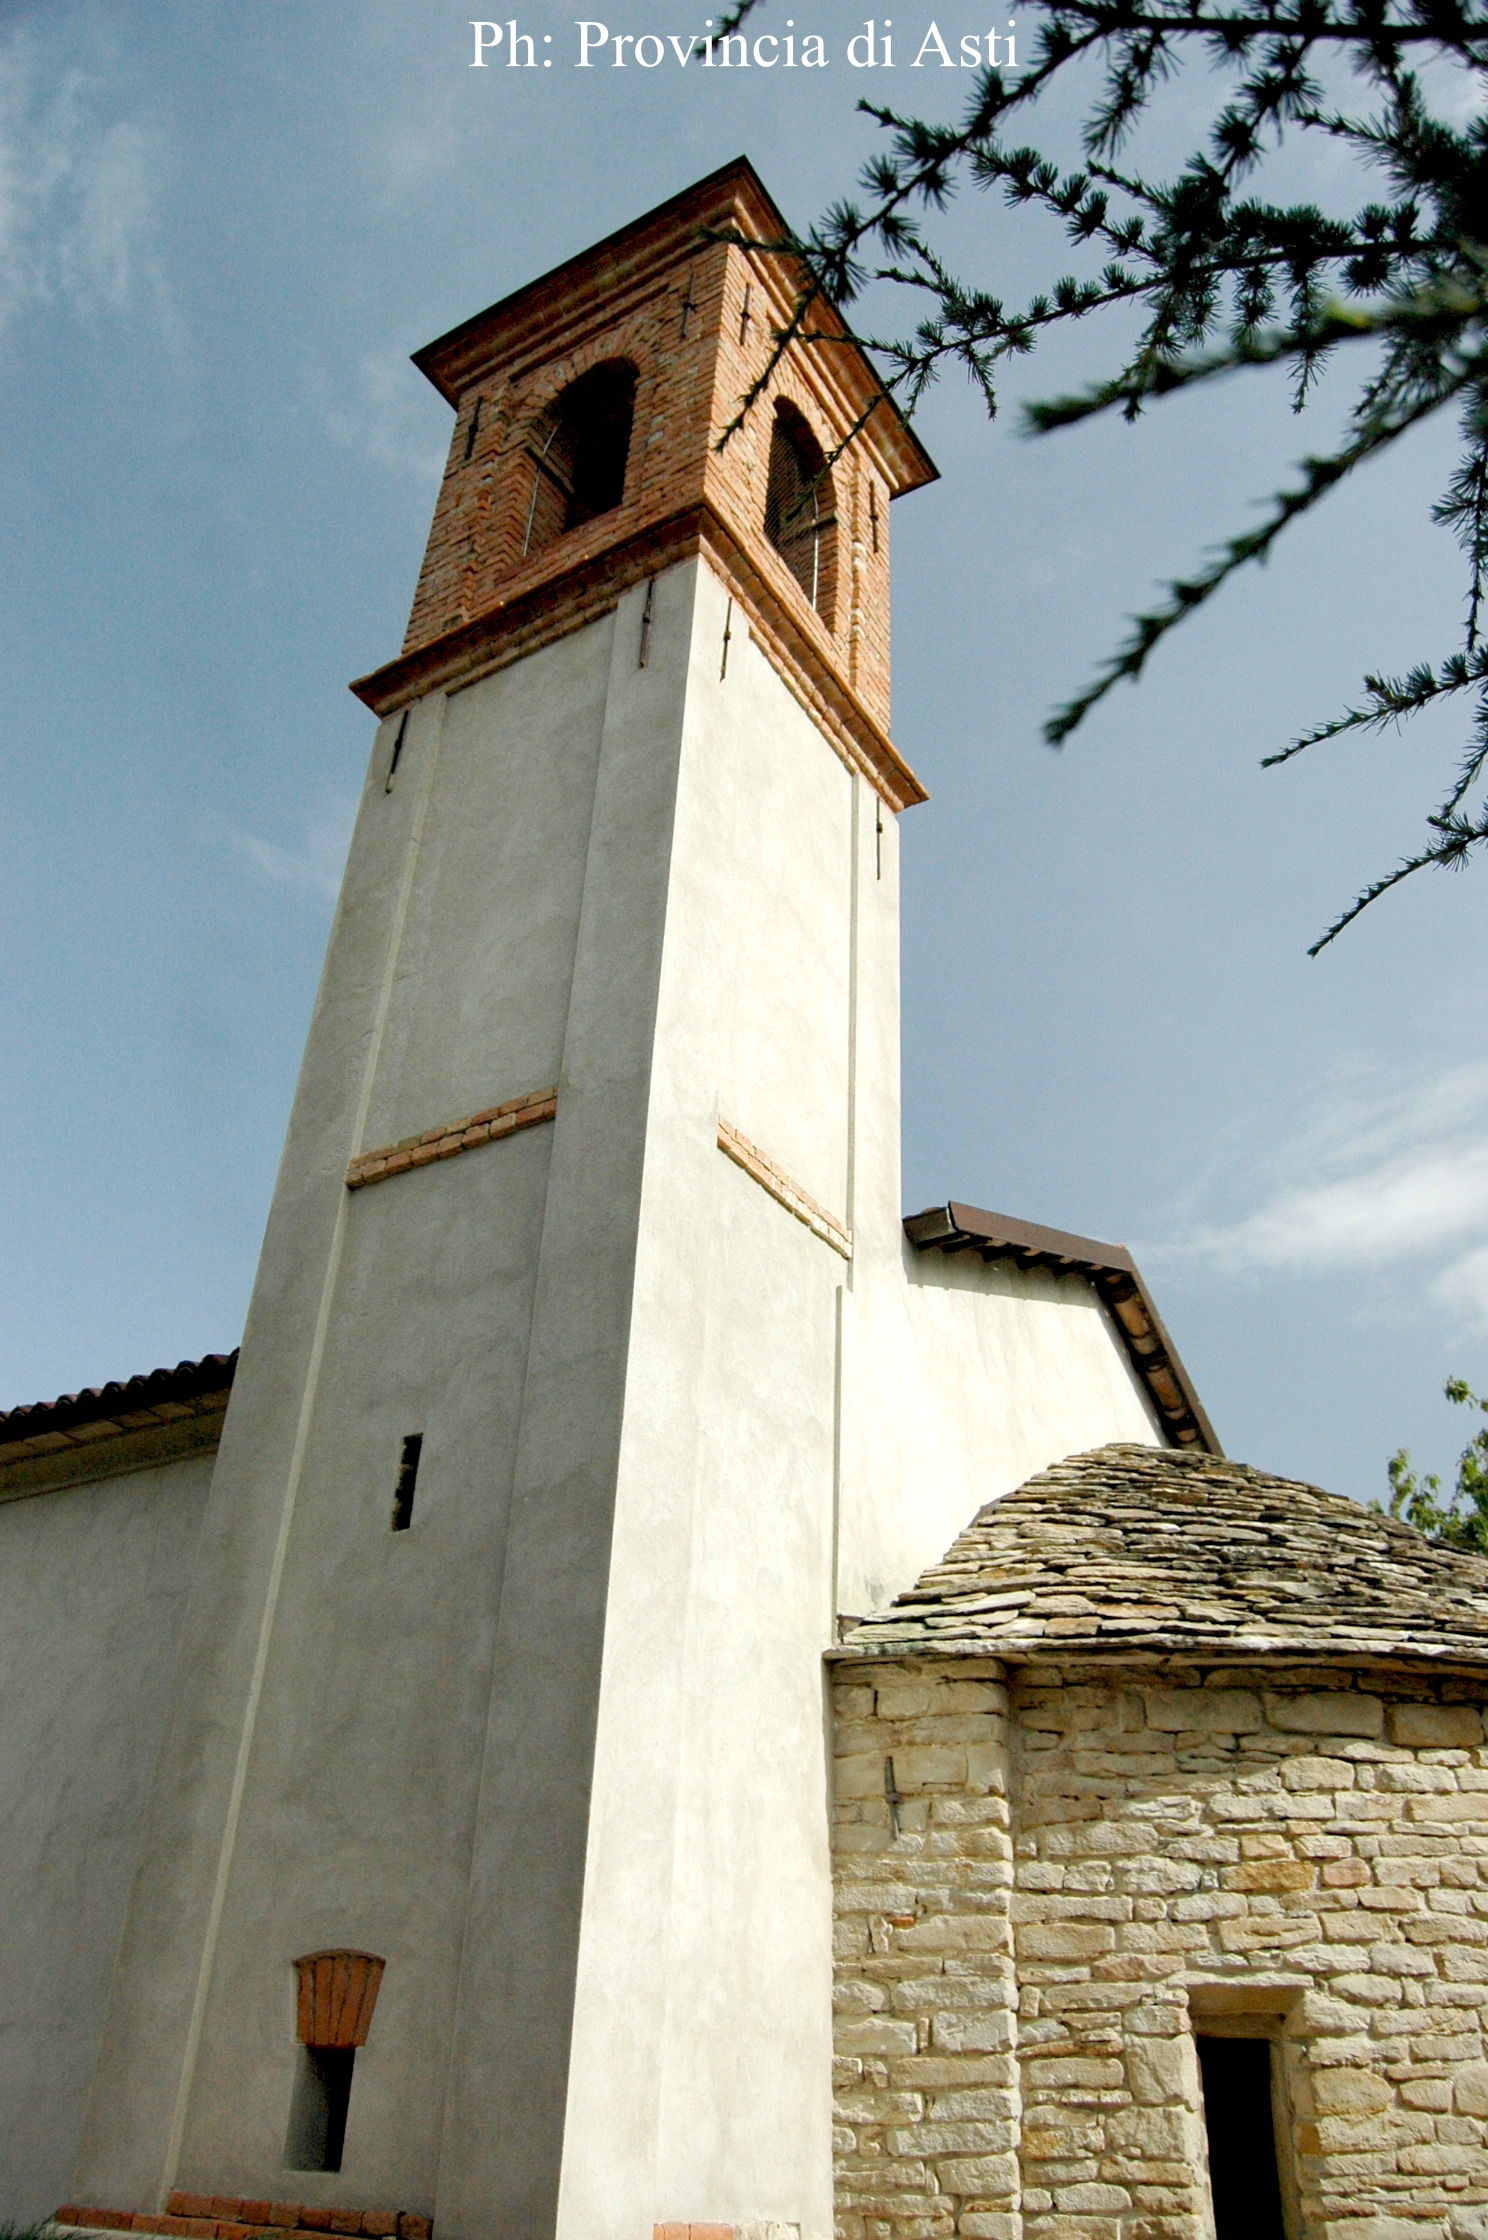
left=830, top=1658, right=1488, bottom=2240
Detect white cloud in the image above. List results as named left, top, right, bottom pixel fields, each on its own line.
left=0, top=20, right=175, bottom=343
left=1432, top=1246, right=1488, bottom=1329
left=226, top=799, right=357, bottom=906
left=325, top=347, right=449, bottom=483
left=1161, top=1062, right=1488, bottom=1331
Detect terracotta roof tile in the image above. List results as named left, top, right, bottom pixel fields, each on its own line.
left=0, top=1354, right=238, bottom=1456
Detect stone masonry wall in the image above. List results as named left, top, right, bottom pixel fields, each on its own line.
left=831, top=1655, right=1488, bottom=2240
left=833, top=1660, right=1021, bottom=2240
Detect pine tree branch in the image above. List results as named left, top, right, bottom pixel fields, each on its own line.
left=1044, top=361, right=1477, bottom=744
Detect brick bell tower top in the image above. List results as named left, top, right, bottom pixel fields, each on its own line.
left=350, top=155, right=938, bottom=812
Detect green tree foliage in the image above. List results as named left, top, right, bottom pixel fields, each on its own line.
left=1385, top=1378, right=1488, bottom=1549
left=720, top=0, right=1488, bottom=944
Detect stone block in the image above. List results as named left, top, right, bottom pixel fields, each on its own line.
left=1379, top=1762, right=1459, bottom=1793
left=1020, top=2112, right=1104, bottom=2158
left=1400, top=2079, right=1453, bottom=2110
left=926, top=2088, right=1018, bottom=2120
left=929, top=2010, right=1014, bottom=2054
left=965, top=1745, right=1007, bottom=1792
left=1456, top=2061, right=1488, bottom=2115
left=893, top=1748, right=966, bottom=1790
left=1106, top=2105, right=1191, bottom=2157
left=1400, top=2142, right=1488, bottom=2176
left=1317, top=2223, right=1448, bottom=2240
left=1023, top=2056, right=1124, bottom=2090
left=935, top=2154, right=1019, bottom=2197
left=894, top=2054, right=1015, bottom=2087
left=1054, top=2185, right=1132, bottom=2213
left=839, top=2018, right=919, bottom=2056
left=1125, top=2038, right=1189, bottom=2104
left=1015, top=1922, right=1117, bottom=1961
left=1311, top=2067, right=1393, bottom=2116
left=888, top=2121, right=1016, bottom=2156
left=1145, top=1689, right=1262, bottom=1731
left=1389, top=1702, right=1486, bottom=1749
left=1223, top=1858, right=1317, bottom=1893
left=837, top=1754, right=891, bottom=1799
left=1264, top=1692, right=1385, bottom=1739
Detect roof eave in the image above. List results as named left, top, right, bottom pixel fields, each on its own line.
left=905, top=1202, right=1220, bottom=1455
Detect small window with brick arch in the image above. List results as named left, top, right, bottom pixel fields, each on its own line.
left=764, top=402, right=836, bottom=621
left=285, top=1951, right=384, bottom=2172
left=522, top=361, right=637, bottom=559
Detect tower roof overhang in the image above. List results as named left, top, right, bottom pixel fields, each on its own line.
left=411, top=155, right=938, bottom=503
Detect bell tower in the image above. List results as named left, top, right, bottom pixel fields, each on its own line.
left=70, top=158, right=936, bottom=2240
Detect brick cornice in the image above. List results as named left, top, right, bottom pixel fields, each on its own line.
left=410, top=156, right=934, bottom=498
left=350, top=506, right=927, bottom=814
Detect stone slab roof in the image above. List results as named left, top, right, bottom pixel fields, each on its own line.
left=833, top=1443, right=1488, bottom=1668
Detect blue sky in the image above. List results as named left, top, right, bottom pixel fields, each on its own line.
left=3, top=0, right=1486, bottom=1504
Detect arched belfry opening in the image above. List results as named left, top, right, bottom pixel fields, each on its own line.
left=765, top=401, right=836, bottom=621
left=522, top=360, right=637, bottom=558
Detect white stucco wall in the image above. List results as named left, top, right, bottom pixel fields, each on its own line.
left=75, top=614, right=617, bottom=2217
left=62, top=553, right=1176, bottom=2240
left=556, top=563, right=851, bottom=2240
left=556, top=561, right=1165, bottom=2240
left=0, top=1456, right=212, bottom=2223
left=840, top=1250, right=1162, bottom=1619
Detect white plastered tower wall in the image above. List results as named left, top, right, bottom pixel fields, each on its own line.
left=58, top=160, right=1190, bottom=2240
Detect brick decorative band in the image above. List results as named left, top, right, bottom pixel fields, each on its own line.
left=717, top=1118, right=852, bottom=1260
left=56, top=2201, right=430, bottom=2240
left=653, top=2224, right=799, bottom=2240
left=347, top=1089, right=556, bottom=1189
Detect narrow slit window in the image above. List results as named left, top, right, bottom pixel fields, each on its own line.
left=384, top=708, right=409, bottom=794
left=391, top=1433, right=422, bottom=1531
left=1196, top=2035, right=1286, bottom=2240
left=285, top=2044, right=355, bottom=2172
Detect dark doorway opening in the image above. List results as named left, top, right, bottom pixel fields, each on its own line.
left=285, top=2043, right=355, bottom=2172
left=1196, top=2034, right=1286, bottom=2240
